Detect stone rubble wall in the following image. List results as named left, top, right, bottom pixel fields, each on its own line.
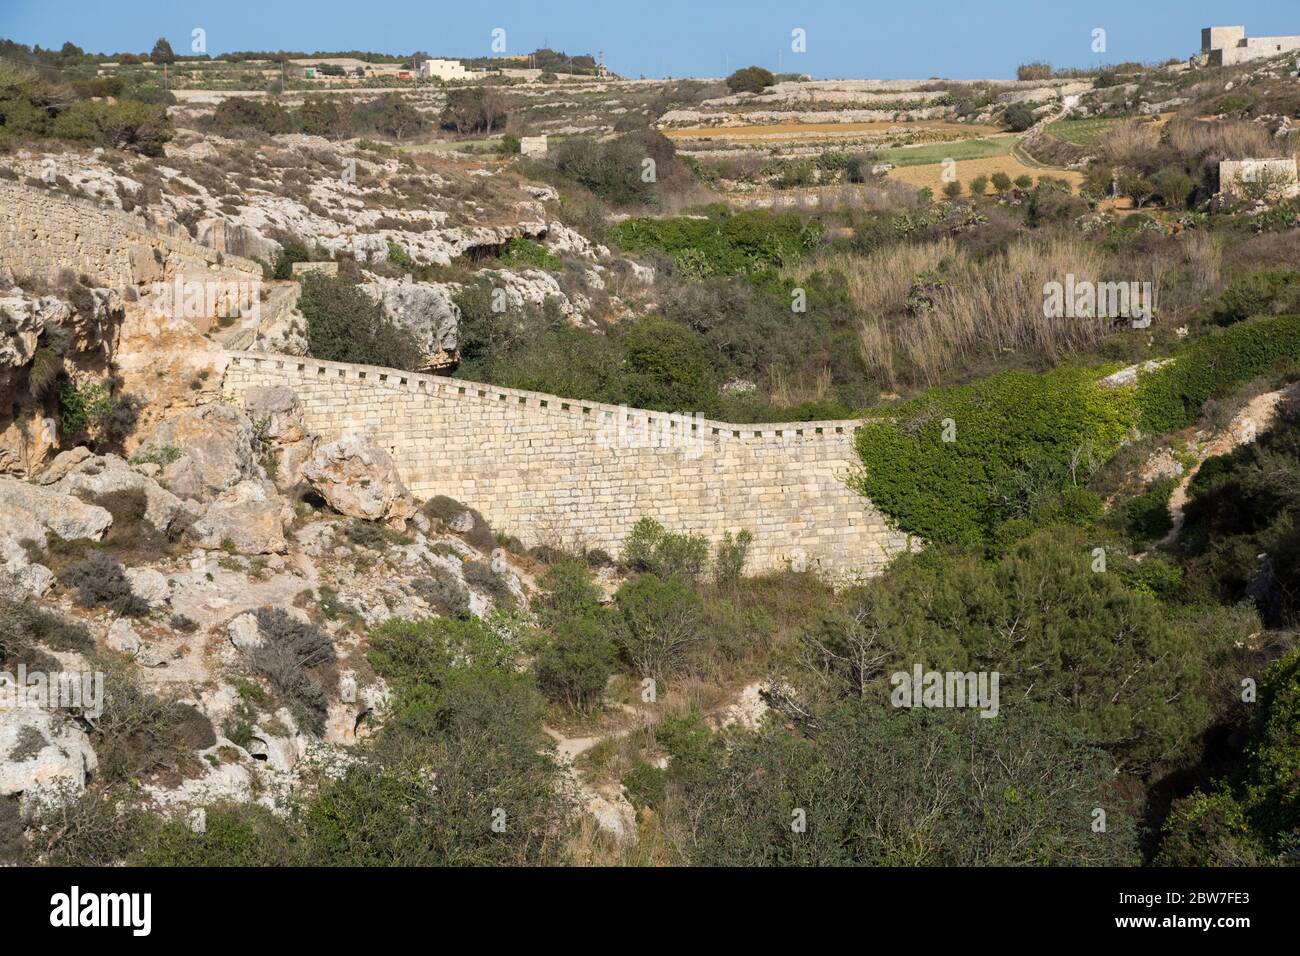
left=221, top=351, right=912, bottom=581
left=0, top=179, right=261, bottom=292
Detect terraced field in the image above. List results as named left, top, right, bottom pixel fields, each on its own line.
left=1044, top=116, right=1125, bottom=145
left=877, top=135, right=1015, bottom=166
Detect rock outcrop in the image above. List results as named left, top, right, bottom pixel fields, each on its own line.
left=0, top=707, right=99, bottom=810
left=0, top=475, right=113, bottom=547
left=188, top=479, right=289, bottom=554
left=39, top=448, right=194, bottom=536
left=302, top=435, right=415, bottom=526
left=139, top=404, right=261, bottom=502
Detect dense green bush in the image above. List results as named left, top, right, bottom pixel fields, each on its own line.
left=1137, top=314, right=1300, bottom=434
left=534, top=614, right=618, bottom=710
left=1213, top=269, right=1300, bottom=326
left=794, top=529, right=1214, bottom=769
left=611, top=573, right=704, bottom=679
left=1176, top=402, right=1300, bottom=624
left=499, top=237, right=561, bottom=271
left=726, top=66, right=775, bottom=94
left=677, top=702, right=1138, bottom=866
left=611, top=210, right=822, bottom=278
left=210, top=97, right=294, bottom=135
left=299, top=272, right=423, bottom=370
left=620, top=517, right=710, bottom=582
left=854, top=367, right=1135, bottom=545
left=1157, top=646, right=1300, bottom=864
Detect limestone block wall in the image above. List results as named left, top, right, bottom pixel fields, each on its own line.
left=0, top=180, right=261, bottom=291
left=221, top=351, right=912, bottom=580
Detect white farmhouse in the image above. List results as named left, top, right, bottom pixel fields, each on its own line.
left=416, top=58, right=469, bottom=80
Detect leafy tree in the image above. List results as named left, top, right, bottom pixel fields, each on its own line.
left=150, top=38, right=175, bottom=65
left=791, top=528, right=1216, bottom=771
left=50, top=100, right=171, bottom=156
left=534, top=615, right=618, bottom=710
left=1003, top=102, right=1038, bottom=132
left=611, top=573, right=704, bottom=679
left=440, top=86, right=506, bottom=134
left=726, top=66, right=775, bottom=94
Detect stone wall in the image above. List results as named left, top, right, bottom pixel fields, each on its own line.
left=221, top=351, right=912, bottom=580
left=0, top=179, right=261, bottom=291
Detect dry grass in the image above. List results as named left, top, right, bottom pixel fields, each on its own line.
left=888, top=156, right=1083, bottom=194
left=1182, top=230, right=1223, bottom=297
left=1165, top=118, right=1285, bottom=160
left=795, top=237, right=1142, bottom=389
left=1099, top=119, right=1163, bottom=164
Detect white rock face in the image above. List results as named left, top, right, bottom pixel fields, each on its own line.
left=41, top=450, right=193, bottom=536
left=124, top=567, right=171, bottom=608
left=0, top=707, right=98, bottom=810
left=141, top=405, right=262, bottom=502
left=302, top=435, right=416, bottom=525
left=242, top=386, right=306, bottom=444
left=0, top=475, right=113, bottom=547
left=188, top=480, right=289, bottom=554
left=0, top=532, right=54, bottom=597
left=107, top=618, right=142, bottom=655
left=0, top=291, right=67, bottom=391
left=226, top=612, right=263, bottom=651
left=359, top=274, right=461, bottom=361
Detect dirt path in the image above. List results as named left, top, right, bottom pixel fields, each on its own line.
left=1156, top=385, right=1297, bottom=549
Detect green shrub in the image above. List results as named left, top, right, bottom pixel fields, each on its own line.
left=299, top=272, right=423, bottom=370
left=1117, top=478, right=1176, bottom=545
left=678, top=702, right=1138, bottom=866
left=135, top=802, right=300, bottom=866
left=611, top=573, right=704, bottom=678
left=713, top=530, right=754, bottom=585
left=500, top=237, right=561, bottom=272
left=1213, top=269, right=1300, bottom=326
left=210, top=97, right=293, bottom=135
left=655, top=711, right=715, bottom=778
left=534, top=614, right=618, bottom=710
left=620, top=517, right=710, bottom=583
left=621, top=760, right=667, bottom=810
left=49, top=99, right=171, bottom=156
left=726, top=66, right=775, bottom=94
left=610, top=210, right=821, bottom=278
left=854, top=367, right=1136, bottom=545
left=536, top=558, right=604, bottom=628
left=1136, top=314, right=1300, bottom=434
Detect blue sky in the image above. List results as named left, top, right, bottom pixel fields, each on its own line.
left=3, top=0, right=1299, bottom=79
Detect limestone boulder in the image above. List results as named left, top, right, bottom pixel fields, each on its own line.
left=243, top=385, right=306, bottom=444
left=140, top=404, right=261, bottom=502
left=124, top=567, right=171, bottom=608
left=302, top=435, right=415, bottom=525
left=0, top=532, right=54, bottom=598
left=188, top=480, right=288, bottom=554
left=0, top=475, right=112, bottom=548
left=106, top=618, right=142, bottom=655
left=0, top=707, right=98, bottom=810
left=40, top=449, right=193, bottom=536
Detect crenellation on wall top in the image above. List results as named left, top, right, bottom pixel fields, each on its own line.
left=222, top=349, right=865, bottom=444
